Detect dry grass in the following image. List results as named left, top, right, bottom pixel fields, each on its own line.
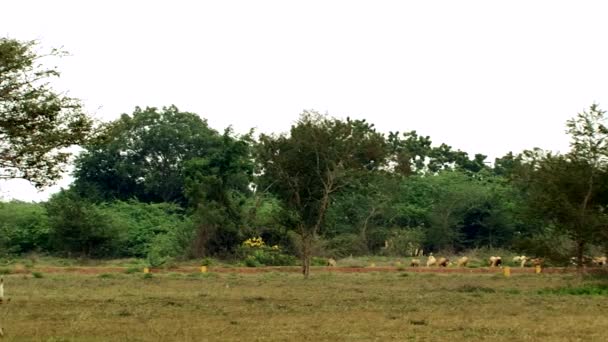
left=0, top=271, right=607, bottom=341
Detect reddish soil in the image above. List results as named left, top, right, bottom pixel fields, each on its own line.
left=9, top=265, right=604, bottom=275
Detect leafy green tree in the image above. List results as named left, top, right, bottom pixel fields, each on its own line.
left=184, top=128, right=254, bottom=257
left=520, top=105, right=608, bottom=269
left=0, top=38, right=93, bottom=187
left=256, top=111, right=388, bottom=277
left=324, top=171, right=399, bottom=254
left=387, top=131, right=433, bottom=176
left=387, top=130, right=489, bottom=175
left=74, top=106, right=221, bottom=204
left=420, top=170, right=519, bottom=252
left=493, top=152, right=524, bottom=178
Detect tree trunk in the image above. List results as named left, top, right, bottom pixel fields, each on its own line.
left=576, top=239, right=585, bottom=275
left=301, top=233, right=312, bottom=278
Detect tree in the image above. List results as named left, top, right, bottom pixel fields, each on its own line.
left=183, top=128, right=254, bottom=257
left=74, top=106, right=221, bottom=204
left=521, top=105, right=608, bottom=270
left=0, top=38, right=93, bottom=187
left=256, top=111, right=387, bottom=277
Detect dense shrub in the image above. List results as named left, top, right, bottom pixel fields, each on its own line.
left=46, top=191, right=118, bottom=257
left=0, top=201, right=49, bottom=255
left=99, top=200, right=191, bottom=258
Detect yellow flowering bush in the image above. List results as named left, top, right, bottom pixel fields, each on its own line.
left=243, top=237, right=265, bottom=248
left=239, top=237, right=296, bottom=267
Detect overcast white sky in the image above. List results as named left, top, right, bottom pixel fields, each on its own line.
left=2, top=0, right=608, bottom=201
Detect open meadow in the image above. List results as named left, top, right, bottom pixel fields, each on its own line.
left=1, top=269, right=608, bottom=341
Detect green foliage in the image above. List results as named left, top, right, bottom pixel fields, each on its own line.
left=184, top=128, right=254, bottom=257
left=456, top=285, right=496, bottom=293
left=98, top=200, right=190, bottom=258
left=0, top=38, right=93, bottom=187
left=31, top=271, right=43, bottom=278
left=46, top=190, right=118, bottom=257
left=257, top=111, right=389, bottom=276
left=124, top=267, right=140, bottom=274
left=324, top=234, right=367, bottom=258
left=515, top=105, right=608, bottom=266
left=200, top=257, right=214, bottom=266
left=387, top=130, right=490, bottom=175
left=538, top=284, right=608, bottom=296
left=383, top=228, right=426, bottom=257
left=74, top=105, right=221, bottom=204
left=238, top=238, right=297, bottom=267
left=0, top=201, right=49, bottom=255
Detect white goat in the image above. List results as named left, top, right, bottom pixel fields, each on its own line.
left=426, top=254, right=437, bottom=267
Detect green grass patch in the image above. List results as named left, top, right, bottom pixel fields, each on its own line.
left=539, top=283, right=608, bottom=296
left=456, top=284, right=496, bottom=293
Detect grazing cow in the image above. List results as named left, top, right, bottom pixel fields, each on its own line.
left=457, top=256, right=469, bottom=267
left=327, top=258, right=337, bottom=267
left=489, top=256, right=502, bottom=267
left=437, top=257, right=449, bottom=267
left=426, top=254, right=437, bottom=267
left=410, top=259, right=421, bottom=267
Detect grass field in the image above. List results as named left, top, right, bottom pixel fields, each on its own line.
left=1, top=271, right=608, bottom=341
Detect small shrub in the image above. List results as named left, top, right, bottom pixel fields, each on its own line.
left=146, top=250, right=167, bottom=268
left=0, top=268, right=11, bottom=275
left=311, top=257, right=327, bottom=266
left=244, top=256, right=263, bottom=267
left=143, top=273, right=153, bottom=279
left=201, top=257, right=214, bottom=266
left=98, top=273, right=114, bottom=279
left=31, top=272, right=43, bottom=278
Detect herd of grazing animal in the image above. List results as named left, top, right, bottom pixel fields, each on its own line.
left=326, top=254, right=607, bottom=268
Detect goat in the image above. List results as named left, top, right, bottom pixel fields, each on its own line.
left=513, top=255, right=529, bottom=268
left=327, top=258, right=337, bottom=267
left=592, top=256, right=607, bottom=267
left=489, top=256, right=502, bottom=267
left=426, top=254, right=437, bottom=267
left=410, top=259, right=421, bottom=267
left=437, top=257, right=449, bottom=267
left=457, top=256, right=469, bottom=267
